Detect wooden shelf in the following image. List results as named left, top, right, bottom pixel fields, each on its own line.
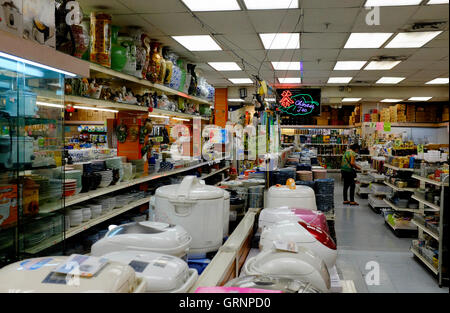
left=412, top=175, right=449, bottom=187
left=89, top=63, right=213, bottom=106
left=411, top=219, right=439, bottom=241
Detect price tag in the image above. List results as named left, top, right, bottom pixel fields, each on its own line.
left=53, top=254, right=108, bottom=278
left=273, top=240, right=298, bottom=253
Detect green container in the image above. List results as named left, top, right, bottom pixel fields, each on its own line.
left=111, top=25, right=128, bottom=72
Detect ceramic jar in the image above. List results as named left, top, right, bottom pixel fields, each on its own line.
left=128, top=27, right=146, bottom=78
left=162, top=47, right=173, bottom=85
left=141, top=34, right=151, bottom=79
left=118, top=35, right=136, bottom=75
left=90, top=12, right=112, bottom=67
left=147, top=41, right=162, bottom=83
left=169, top=53, right=182, bottom=90
left=158, top=45, right=166, bottom=84
left=110, top=25, right=128, bottom=72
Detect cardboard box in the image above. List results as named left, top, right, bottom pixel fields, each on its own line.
left=0, top=184, right=18, bottom=227
left=0, top=0, right=23, bottom=36
left=22, top=0, right=55, bottom=48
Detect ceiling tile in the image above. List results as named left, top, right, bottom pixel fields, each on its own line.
left=303, top=8, right=360, bottom=33
left=408, top=47, right=449, bottom=60
left=77, top=0, right=134, bottom=14
left=300, top=0, right=364, bottom=9
left=301, top=49, right=341, bottom=61
left=110, top=15, right=165, bottom=36
left=142, top=13, right=209, bottom=35
left=117, top=0, right=187, bottom=13
left=410, top=5, right=450, bottom=21
left=214, top=34, right=263, bottom=50
left=301, top=33, right=348, bottom=49
left=195, top=12, right=255, bottom=34
left=352, top=7, right=418, bottom=32
left=247, top=10, right=303, bottom=33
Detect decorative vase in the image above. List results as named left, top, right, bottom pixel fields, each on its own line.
left=118, top=35, right=136, bottom=75
left=128, top=27, right=146, bottom=78
left=111, top=26, right=128, bottom=72
left=141, top=34, right=151, bottom=79
left=147, top=41, right=162, bottom=83
left=162, top=47, right=173, bottom=85
left=90, top=12, right=112, bottom=68
left=187, top=64, right=197, bottom=96
left=157, top=45, right=166, bottom=84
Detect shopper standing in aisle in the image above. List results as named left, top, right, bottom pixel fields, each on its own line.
left=341, top=143, right=361, bottom=206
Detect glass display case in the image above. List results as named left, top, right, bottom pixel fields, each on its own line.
left=0, top=53, right=65, bottom=265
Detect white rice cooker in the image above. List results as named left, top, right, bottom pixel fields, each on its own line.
left=90, top=221, right=192, bottom=259
left=101, top=250, right=198, bottom=293
left=0, top=256, right=145, bottom=293
left=154, top=176, right=224, bottom=256
left=243, top=247, right=331, bottom=293
left=259, top=220, right=337, bottom=268
left=225, top=275, right=322, bottom=293
left=265, top=185, right=317, bottom=210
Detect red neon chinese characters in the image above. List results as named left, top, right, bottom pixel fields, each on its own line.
left=280, top=90, right=294, bottom=108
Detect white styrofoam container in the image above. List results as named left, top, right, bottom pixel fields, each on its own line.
left=90, top=221, right=192, bottom=259
left=154, top=176, right=225, bottom=255
left=101, top=251, right=198, bottom=293
left=265, top=185, right=317, bottom=210
left=0, top=256, right=145, bottom=293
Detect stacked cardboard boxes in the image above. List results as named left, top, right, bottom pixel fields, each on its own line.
left=396, top=104, right=407, bottom=123
left=415, top=104, right=437, bottom=123
left=406, top=104, right=416, bottom=122
left=380, top=108, right=390, bottom=122
left=389, top=106, right=398, bottom=123
left=442, top=106, right=449, bottom=122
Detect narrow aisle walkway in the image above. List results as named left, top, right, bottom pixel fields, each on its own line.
left=331, top=174, right=448, bottom=293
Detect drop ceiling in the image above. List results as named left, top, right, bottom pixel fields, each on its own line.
left=77, top=0, right=449, bottom=96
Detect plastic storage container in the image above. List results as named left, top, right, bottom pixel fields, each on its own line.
left=266, top=185, right=317, bottom=210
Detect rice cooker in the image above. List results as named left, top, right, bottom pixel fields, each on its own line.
left=90, top=221, right=192, bottom=259
left=265, top=184, right=317, bottom=210
left=243, top=247, right=331, bottom=293
left=0, top=256, right=146, bottom=293
left=101, top=251, right=198, bottom=293
left=154, top=176, right=224, bottom=256
left=258, top=207, right=329, bottom=233
left=225, top=275, right=322, bottom=293
left=259, top=220, right=337, bottom=268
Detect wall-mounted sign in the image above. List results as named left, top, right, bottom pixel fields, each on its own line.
left=276, top=88, right=321, bottom=116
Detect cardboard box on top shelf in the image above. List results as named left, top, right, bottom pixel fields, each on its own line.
left=371, top=113, right=379, bottom=122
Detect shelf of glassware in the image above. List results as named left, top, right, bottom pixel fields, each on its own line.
left=89, top=63, right=213, bottom=106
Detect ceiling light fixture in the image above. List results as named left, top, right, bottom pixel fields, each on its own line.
left=376, top=77, right=405, bottom=84
left=278, top=77, right=301, bottom=84
left=334, top=61, right=367, bottom=70
left=381, top=99, right=404, bottom=102
left=408, top=97, right=432, bottom=101
left=172, top=35, right=222, bottom=51
left=364, top=0, right=422, bottom=6
left=181, top=0, right=241, bottom=11
left=426, top=78, right=449, bottom=84
left=327, top=77, right=353, bottom=84
left=385, top=31, right=443, bottom=48
left=208, top=62, right=241, bottom=71
left=271, top=62, right=301, bottom=70
left=228, top=78, right=253, bottom=84
left=228, top=99, right=245, bottom=102
left=342, top=98, right=362, bottom=102
left=259, top=33, right=300, bottom=50
left=344, top=33, right=393, bottom=48
left=364, top=60, right=401, bottom=70
left=265, top=98, right=277, bottom=102
left=73, top=106, right=118, bottom=113
left=36, top=101, right=64, bottom=108
left=427, top=0, right=449, bottom=4
left=243, top=0, right=299, bottom=9
left=172, top=117, right=191, bottom=121
left=0, top=51, right=76, bottom=77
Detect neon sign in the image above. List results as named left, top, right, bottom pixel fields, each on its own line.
left=277, top=88, right=321, bottom=116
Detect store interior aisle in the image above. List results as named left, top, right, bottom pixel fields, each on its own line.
left=331, top=174, right=448, bottom=293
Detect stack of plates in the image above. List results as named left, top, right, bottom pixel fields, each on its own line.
left=312, top=169, right=327, bottom=180
left=295, top=180, right=315, bottom=189
left=98, top=170, right=113, bottom=188
left=296, top=163, right=312, bottom=171
left=130, top=159, right=145, bottom=178
left=81, top=207, right=91, bottom=222
left=63, top=170, right=82, bottom=195
left=296, top=171, right=313, bottom=182
left=63, top=179, right=78, bottom=197
left=93, top=198, right=111, bottom=214
left=274, top=168, right=296, bottom=185
left=69, top=208, right=83, bottom=227
left=115, top=195, right=132, bottom=208
left=241, top=179, right=265, bottom=187
left=248, top=186, right=265, bottom=209
left=90, top=204, right=102, bottom=218
left=105, top=157, right=124, bottom=182
left=91, top=160, right=106, bottom=172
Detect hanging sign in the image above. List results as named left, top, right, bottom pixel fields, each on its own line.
left=376, top=122, right=384, bottom=131
left=276, top=88, right=321, bottom=116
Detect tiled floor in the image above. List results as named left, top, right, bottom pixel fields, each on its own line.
left=332, top=174, right=448, bottom=293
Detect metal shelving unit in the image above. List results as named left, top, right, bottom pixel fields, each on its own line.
left=411, top=174, right=448, bottom=287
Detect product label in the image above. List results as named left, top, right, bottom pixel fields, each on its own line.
left=54, top=254, right=108, bottom=277
left=128, top=260, right=149, bottom=273
left=153, top=256, right=173, bottom=268
left=42, top=272, right=68, bottom=285
left=19, top=258, right=53, bottom=271
left=273, top=240, right=298, bottom=253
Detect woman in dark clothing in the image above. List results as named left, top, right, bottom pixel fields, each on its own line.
left=341, top=143, right=361, bottom=205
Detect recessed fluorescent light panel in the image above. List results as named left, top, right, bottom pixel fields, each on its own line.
left=36, top=101, right=64, bottom=108
left=228, top=98, right=245, bottom=102
left=381, top=99, right=403, bottom=102
left=172, top=35, right=222, bottom=51
left=408, top=97, right=432, bottom=101
left=271, top=62, right=301, bottom=70
left=181, top=0, right=240, bottom=11
left=265, top=98, right=277, bottom=102
left=334, top=61, right=367, bottom=70
left=344, top=33, right=393, bottom=48
left=259, top=33, right=300, bottom=50
left=365, top=0, right=422, bottom=6
left=228, top=78, right=253, bottom=84
left=364, top=61, right=401, bottom=70
left=386, top=31, right=442, bottom=48
left=172, top=117, right=191, bottom=121
left=427, top=0, right=449, bottom=4
left=208, top=62, right=241, bottom=71
left=342, top=98, right=362, bottom=102
left=426, top=78, right=449, bottom=84
left=244, top=0, right=299, bottom=9
left=376, top=77, right=405, bottom=84
left=327, top=77, right=353, bottom=84
left=73, top=106, right=118, bottom=113
left=278, top=77, right=301, bottom=84
left=148, top=114, right=170, bottom=119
